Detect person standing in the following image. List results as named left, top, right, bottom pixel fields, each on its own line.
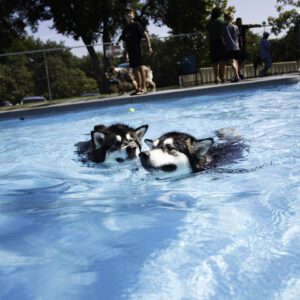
left=235, top=18, right=262, bottom=78
left=259, top=32, right=272, bottom=76
left=221, top=13, right=240, bottom=82
left=207, top=7, right=226, bottom=83
left=119, top=7, right=153, bottom=95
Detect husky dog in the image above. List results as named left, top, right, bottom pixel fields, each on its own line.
left=76, top=124, right=148, bottom=163
left=139, top=128, right=248, bottom=177
left=107, top=66, right=156, bottom=95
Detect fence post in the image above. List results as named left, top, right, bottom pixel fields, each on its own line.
left=43, top=51, right=52, bottom=101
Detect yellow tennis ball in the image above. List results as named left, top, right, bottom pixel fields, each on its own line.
left=128, top=107, right=135, bottom=112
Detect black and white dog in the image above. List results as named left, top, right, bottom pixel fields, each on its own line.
left=139, top=128, right=248, bottom=177
left=76, top=124, right=148, bottom=163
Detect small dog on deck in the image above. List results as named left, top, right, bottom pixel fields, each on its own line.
left=139, top=128, right=249, bottom=177
left=75, top=124, right=148, bottom=163
left=107, top=65, right=156, bottom=95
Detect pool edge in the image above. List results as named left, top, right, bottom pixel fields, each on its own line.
left=0, top=74, right=299, bottom=121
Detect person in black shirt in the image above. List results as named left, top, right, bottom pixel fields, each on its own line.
left=207, top=7, right=226, bottom=83
left=119, top=7, right=153, bottom=95
left=235, top=18, right=262, bottom=78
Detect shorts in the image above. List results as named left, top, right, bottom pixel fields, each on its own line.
left=127, top=44, right=143, bottom=68
left=226, top=50, right=240, bottom=60
left=209, top=39, right=226, bottom=63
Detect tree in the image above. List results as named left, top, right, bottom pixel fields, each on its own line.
left=0, top=36, right=98, bottom=103
left=2, top=0, right=130, bottom=93
left=43, top=0, right=140, bottom=93
left=0, top=63, right=34, bottom=103
left=138, top=0, right=231, bottom=86
left=268, top=0, right=300, bottom=34
left=0, top=0, right=29, bottom=52
left=267, top=0, right=299, bottom=62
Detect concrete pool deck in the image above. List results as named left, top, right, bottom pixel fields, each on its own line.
left=0, top=73, right=299, bottom=121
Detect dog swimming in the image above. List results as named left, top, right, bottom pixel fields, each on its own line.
left=139, top=128, right=249, bottom=177
left=76, top=123, right=148, bottom=163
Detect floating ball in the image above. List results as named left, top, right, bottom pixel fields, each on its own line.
left=128, top=107, right=135, bottom=112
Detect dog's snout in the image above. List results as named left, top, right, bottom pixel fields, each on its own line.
left=139, top=151, right=150, bottom=160
left=126, top=145, right=138, bottom=159
left=126, top=145, right=137, bottom=153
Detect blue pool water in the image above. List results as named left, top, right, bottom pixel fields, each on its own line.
left=1, top=83, right=300, bottom=300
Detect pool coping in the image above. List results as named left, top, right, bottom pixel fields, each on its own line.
left=0, top=73, right=299, bottom=121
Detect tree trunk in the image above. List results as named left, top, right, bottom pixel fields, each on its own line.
left=81, top=35, right=103, bottom=94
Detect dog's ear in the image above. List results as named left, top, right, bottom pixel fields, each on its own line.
left=144, top=138, right=154, bottom=149
left=192, top=138, right=214, bottom=158
left=94, top=124, right=106, bottom=133
left=135, top=125, right=148, bottom=140
left=91, top=130, right=105, bottom=149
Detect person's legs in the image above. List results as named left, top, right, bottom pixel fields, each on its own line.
left=138, top=65, right=147, bottom=92
left=132, top=67, right=142, bottom=91
left=238, top=50, right=247, bottom=78
left=238, top=60, right=246, bottom=78
left=259, top=58, right=272, bottom=76
left=227, top=59, right=240, bottom=82
left=232, top=59, right=239, bottom=78
left=212, top=63, right=221, bottom=83
left=219, top=61, right=226, bottom=82
left=128, top=47, right=143, bottom=92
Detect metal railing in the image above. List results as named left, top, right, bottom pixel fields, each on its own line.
left=179, top=61, right=299, bottom=87
left=0, top=31, right=299, bottom=104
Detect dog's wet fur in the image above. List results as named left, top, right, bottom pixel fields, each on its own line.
left=75, top=124, right=148, bottom=163
left=139, top=128, right=249, bottom=177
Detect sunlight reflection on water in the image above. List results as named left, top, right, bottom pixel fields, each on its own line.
left=0, top=83, right=300, bottom=300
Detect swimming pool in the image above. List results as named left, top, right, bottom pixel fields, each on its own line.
left=1, top=82, right=300, bottom=299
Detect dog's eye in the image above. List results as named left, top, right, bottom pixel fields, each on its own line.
left=109, top=140, right=121, bottom=151
left=165, top=144, right=173, bottom=152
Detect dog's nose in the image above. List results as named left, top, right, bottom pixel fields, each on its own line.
left=126, top=145, right=137, bottom=154
left=139, top=151, right=150, bottom=160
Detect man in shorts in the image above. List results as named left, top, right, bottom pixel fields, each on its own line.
left=221, top=13, right=240, bottom=82
left=119, top=7, right=153, bottom=95
left=207, top=7, right=226, bottom=83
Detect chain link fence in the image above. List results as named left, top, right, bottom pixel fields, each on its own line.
left=0, top=31, right=299, bottom=106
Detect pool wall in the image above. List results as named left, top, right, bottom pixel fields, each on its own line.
left=0, top=74, right=299, bottom=122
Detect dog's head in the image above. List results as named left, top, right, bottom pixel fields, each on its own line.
left=139, top=132, right=214, bottom=176
left=92, top=124, right=148, bottom=163
left=106, top=66, right=117, bottom=80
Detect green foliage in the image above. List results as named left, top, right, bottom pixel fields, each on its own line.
left=245, top=31, right=261, bottom=62
left=142, top=33, right=209, bottom=88
left=0, top=37, right=98, bottom=103
left=0, top=60, right=34, bottom=103
left=268, top=0, right=299, bottom=35
left=46, top=55, right=98, bottom=99
left=266, top=0, right=299, bottom=62
left=270, top=26, right=299, bottom=61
